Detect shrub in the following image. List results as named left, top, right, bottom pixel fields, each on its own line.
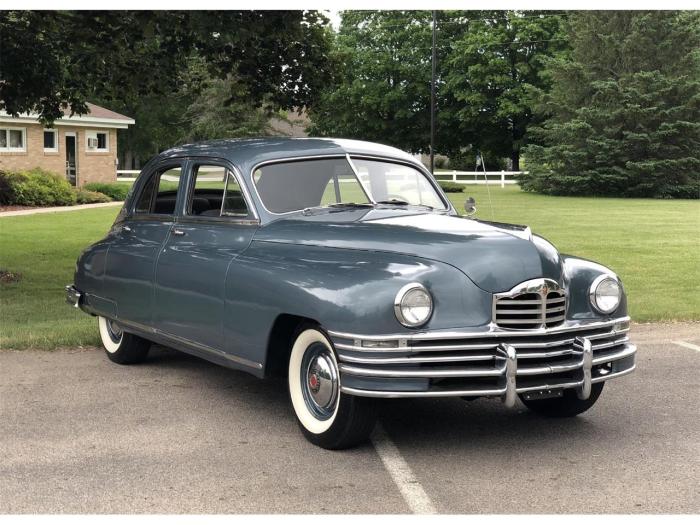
left=83, top=182, right=130, bottom=201
left=0, top=170, right=13, bottom=205
left=438, top=181, right=464, bottom=193
left=75, top=188, right=112, bottom=204
left=0, top=168, right=77, bottom=206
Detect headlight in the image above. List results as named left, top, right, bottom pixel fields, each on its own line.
left=394, top=283, right=433, bottom=327
left=589, top=275, right=621, bottom=314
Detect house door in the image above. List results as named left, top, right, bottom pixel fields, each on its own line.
left=65, top=133, right=77, bottom=186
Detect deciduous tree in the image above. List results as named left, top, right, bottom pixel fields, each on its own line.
left=0, top=11, right=334, bottom=124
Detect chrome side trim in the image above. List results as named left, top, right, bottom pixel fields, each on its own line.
left=327, top=316, right=631, bottom=342
left=117, top=319, right=263, bottom=370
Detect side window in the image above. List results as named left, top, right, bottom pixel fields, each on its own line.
left=187, top=165, right=227, bottom=216
left=222, top=172, right=249, bottom=217
left=134, top=166, right=182, bottom=215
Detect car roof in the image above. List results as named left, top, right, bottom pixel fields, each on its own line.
left=157, top=137, right=417, bottom=169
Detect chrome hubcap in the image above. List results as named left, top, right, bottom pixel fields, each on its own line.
left=301, top=343, right=339, bottom=420
left=106, top=319, right=123, bottom=344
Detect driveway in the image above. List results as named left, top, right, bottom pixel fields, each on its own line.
left=1, top=323, right=698, bottom=513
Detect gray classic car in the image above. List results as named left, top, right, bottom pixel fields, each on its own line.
left=67, top=138, right=636, bottom=449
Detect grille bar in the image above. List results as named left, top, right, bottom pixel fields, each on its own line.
left=493, top=278, right=567, bottom=330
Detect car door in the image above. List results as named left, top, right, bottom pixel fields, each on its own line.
left=103, top=161, right=186, bottom=327
left=153, top=160, right=259, bottom=352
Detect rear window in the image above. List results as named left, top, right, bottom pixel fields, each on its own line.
left=134, top=166, right=182, bottom=215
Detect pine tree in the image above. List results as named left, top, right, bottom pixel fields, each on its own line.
left=522, top=11, right=700, bottom=198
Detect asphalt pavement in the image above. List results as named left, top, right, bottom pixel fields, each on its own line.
left=1, top=322, right=698, bottom=514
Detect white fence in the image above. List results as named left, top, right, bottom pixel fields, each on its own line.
left=434, top=170, right=527, bottom=188
left=116, top=167, right=225, bottom=182
left=116, top=169, right=140, bottom=182
left=118, top=169, right=527, bottom=188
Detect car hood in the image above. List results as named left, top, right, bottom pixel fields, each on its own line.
left=254, top=209, right=564, bottom=293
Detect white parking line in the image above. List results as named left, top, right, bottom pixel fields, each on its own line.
left=672, top=340, right=700, bottom=353
left=371, top=423, right=437, bottom=515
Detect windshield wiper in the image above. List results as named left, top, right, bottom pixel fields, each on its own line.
left=327, top=202, right=374, bottom=208
left=376, top=199, right=410, bottom=205
left=376, top=199, right=435, bottom=210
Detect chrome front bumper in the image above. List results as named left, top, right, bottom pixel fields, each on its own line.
left=328, top=317, right=636, bottom=402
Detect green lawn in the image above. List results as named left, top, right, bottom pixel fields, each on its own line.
left=1, top=187, right=698, bottom=349
left=1, top=208, right=121, bottom=350
left=446, top=186, right=700, bottom=322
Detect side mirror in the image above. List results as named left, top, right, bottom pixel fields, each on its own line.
left=464, top=197, right=477, bottom=217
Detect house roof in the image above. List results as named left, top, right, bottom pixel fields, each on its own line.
left=0, top=102, right=135, bottom=129
left=67, top=103, right=133, bottom=122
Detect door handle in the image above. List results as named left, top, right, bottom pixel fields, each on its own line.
left=172, top=228, right=186, bottom=236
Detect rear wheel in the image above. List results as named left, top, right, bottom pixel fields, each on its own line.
left=288, top=326, right=376, bottom=449
left=519, top=383, right=605, bottom=417
left=98, top=316, right=151, bottom=364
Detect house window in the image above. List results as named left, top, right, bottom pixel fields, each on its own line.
left=43, top=129, right=58, bottom=152
left=86, top=130, right=109, bottom=152
left=0, top=127, right=27, bottom=152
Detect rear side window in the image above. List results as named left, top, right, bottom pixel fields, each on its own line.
left=134, top=166, right=182, bottom=215
left=186, top=164, right=250, bottom=218
left=187, top=165, right=227, bottom=216
left=222, top=172, right=249, bottom=217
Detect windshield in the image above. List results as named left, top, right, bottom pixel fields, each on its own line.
left=252, top=157, right=447, bottom=214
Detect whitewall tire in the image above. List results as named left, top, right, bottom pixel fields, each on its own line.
left=98, top=316, right=151, bottom=364
left=288, top=326, right=377, bottom=449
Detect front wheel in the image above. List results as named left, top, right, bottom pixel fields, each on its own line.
left=519, top=383, right=605, bottom=417
left=98, top=316, right=151, bottom=364
left=288, top=327, right=376, bottom=449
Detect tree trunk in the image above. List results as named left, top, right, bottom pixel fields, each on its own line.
left=124, top=149, right=133, bottom=171
left=511, top=150, right=520, bottom=171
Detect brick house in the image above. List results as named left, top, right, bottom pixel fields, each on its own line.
left=0, top=103, right=134, bottom=186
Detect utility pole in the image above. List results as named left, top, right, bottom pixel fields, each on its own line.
left=430, top=10, right=437, bottom=174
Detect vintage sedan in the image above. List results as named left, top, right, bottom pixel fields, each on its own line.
left=67, top=138, right=636, bottom=449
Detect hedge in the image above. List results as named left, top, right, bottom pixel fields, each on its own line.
left=75, top=188, right=112, bottom=204
left=438, top=181, right=465, bottom=193
left=83, top=182, right=130, bottom=201
left=0, top=168, right=77, bottom=206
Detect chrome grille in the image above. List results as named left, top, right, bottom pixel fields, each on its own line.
left=493, top=279, right=566, bottom=329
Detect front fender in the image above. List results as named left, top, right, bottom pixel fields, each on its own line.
left=562, top=255, right=628, bottom=320
left=223, top=241, right=492, bottom=365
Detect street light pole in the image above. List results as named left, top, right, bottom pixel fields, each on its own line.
left=430, top=10, right=437, bottom=174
